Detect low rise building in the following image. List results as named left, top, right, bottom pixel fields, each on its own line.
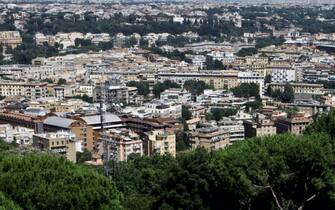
left=0, top=124, right=34, bottom=145
left=0, top=31, right=22, bottom=48
left=243, top=114, right=277, bottom=138
left=0, top=81, right=48, bottom=100
left=275, top=113, right=312, bottom=135
left=33, top=131, right=78, bottom=162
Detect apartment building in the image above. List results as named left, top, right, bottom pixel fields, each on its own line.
left=190, top=127, right=230, bottom=151
left=269, top=83, right=324, bottom=95
left=33, top=131, right=78, bottom=162
left=275, top=113, right=312, bottom=135
left=0, top=81, right=48, bottom=100
left=144, top=129, right=176, bottom=157
left=0, top=124, right=34, bottom=145
left=108, top=129, right=143, bottom=161
left=243, top=114, right=277, bottom=138
left=218, top=118, right=245, bottom=142
left=160, top=88, right=192, bottom=104
left=43, top=116, right=95, bottom=151
left=271, top=68, right=296, bottom=83
left=157, top=70, right=239, bottom=90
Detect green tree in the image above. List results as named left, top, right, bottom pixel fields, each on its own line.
left=182, top=105, right=192, bottom=121
left=183, top=80, right=212, bottom=96
left=281, top=83, right=294, bottom=103
left=153, top=80, right=180, bottom=98
left=0, top=152, right=121, bottom=210
left=76, top=149, right=92, bottom=163
left=232, top=83, right=260, bottom=98
left=127, top=81, right=150, bottom=97
left=57, top=78, right=67, bottom=85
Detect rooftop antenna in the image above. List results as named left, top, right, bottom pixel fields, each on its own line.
left=100, top=79, right=118, bottom=179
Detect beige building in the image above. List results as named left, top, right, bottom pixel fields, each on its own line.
left=145, top=129, right=176, bottom=157
left=33, top=131, right=77, bottom=162
left=269, top=83, right=324, bottom=95
left=43, top=116, right=95, bottom=152
left=0, top=31, right=22, bottom=48
left=275, top=113, right=312, bottom=135
left=243, top=114, right=277, bottom=138
left=190, top=127, right=230, bottom=151
left=0, top=81, right=48, bottom=100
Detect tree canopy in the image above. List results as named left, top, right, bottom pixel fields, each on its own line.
left=0, top=141, right=122, bottom=210
left=232, top=83, right=260, bottom=98
left=115, top=133, right=335, bottom=210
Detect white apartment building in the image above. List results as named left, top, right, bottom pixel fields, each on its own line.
left=160, top=88, right=191, bottom=104
left=0, top=81, right=48, bottom=100
left=218, top=118, right=245, bottom=142
left=0, top=124, right=35, bottom=145
left=238, top=71, right=264, bottom=97
left=271, top=68, right=296, bottom=83
left=146, top=100, right=182, bottom=119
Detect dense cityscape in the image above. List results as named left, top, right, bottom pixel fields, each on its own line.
left=1, top=1, right=335, bottom=210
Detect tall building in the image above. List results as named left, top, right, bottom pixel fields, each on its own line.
left=190, top=127, right=230, bottom=151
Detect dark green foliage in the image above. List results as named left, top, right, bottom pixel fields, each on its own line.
left=236, top=47, right=258, bottom=57
left=117, top=134, right=335, bottom=210
left=182, top=105, right=192, bottom=121
left=305, top=109, right=335, bottom=139
left=127, top=81, right=150, bottom=96
left=0, top=153, right=122, bottom=210
left=232, top=83, right=260, bottom=98
left=153, top=80, right=180, bottom=98
left=176, top=131, right=190, bottom=152
left=210, top=107, right=238, bottom=121
left=114, top=155, right=176, bottom=210
left=0, top=191, right=21, bottom=210
left=268, top=83, right=294, bottom=103
left=206, top=60, right=224, bottom=70
left=76, top=149, right=92, bottom=164
left=255, top=36, right=285, bottom=49
left=149, top=47, right=186, bottom=61
left=283, top=106, right=299, bottom=118
left=57, top=78, right=67, bottom=85
left=245, top=99, right=263, bottom=112
left=265, top=74, right=271, bottom=84
left=183, top=80, right=212, bottom=96
left=71, top=94, right=93, bottom=103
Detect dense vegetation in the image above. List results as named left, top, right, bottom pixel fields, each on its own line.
left=0, top=141, right=121, bottom=210
left=267, top=83, right=295, bottom=103
left=115, top=133, right=335, bottom=210
left=2, top=110, right=335, bottom=209
left=232, top=83, right=260, bottom=98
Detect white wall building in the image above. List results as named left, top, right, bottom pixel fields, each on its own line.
left=271, top=68, right=296, bottom=83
